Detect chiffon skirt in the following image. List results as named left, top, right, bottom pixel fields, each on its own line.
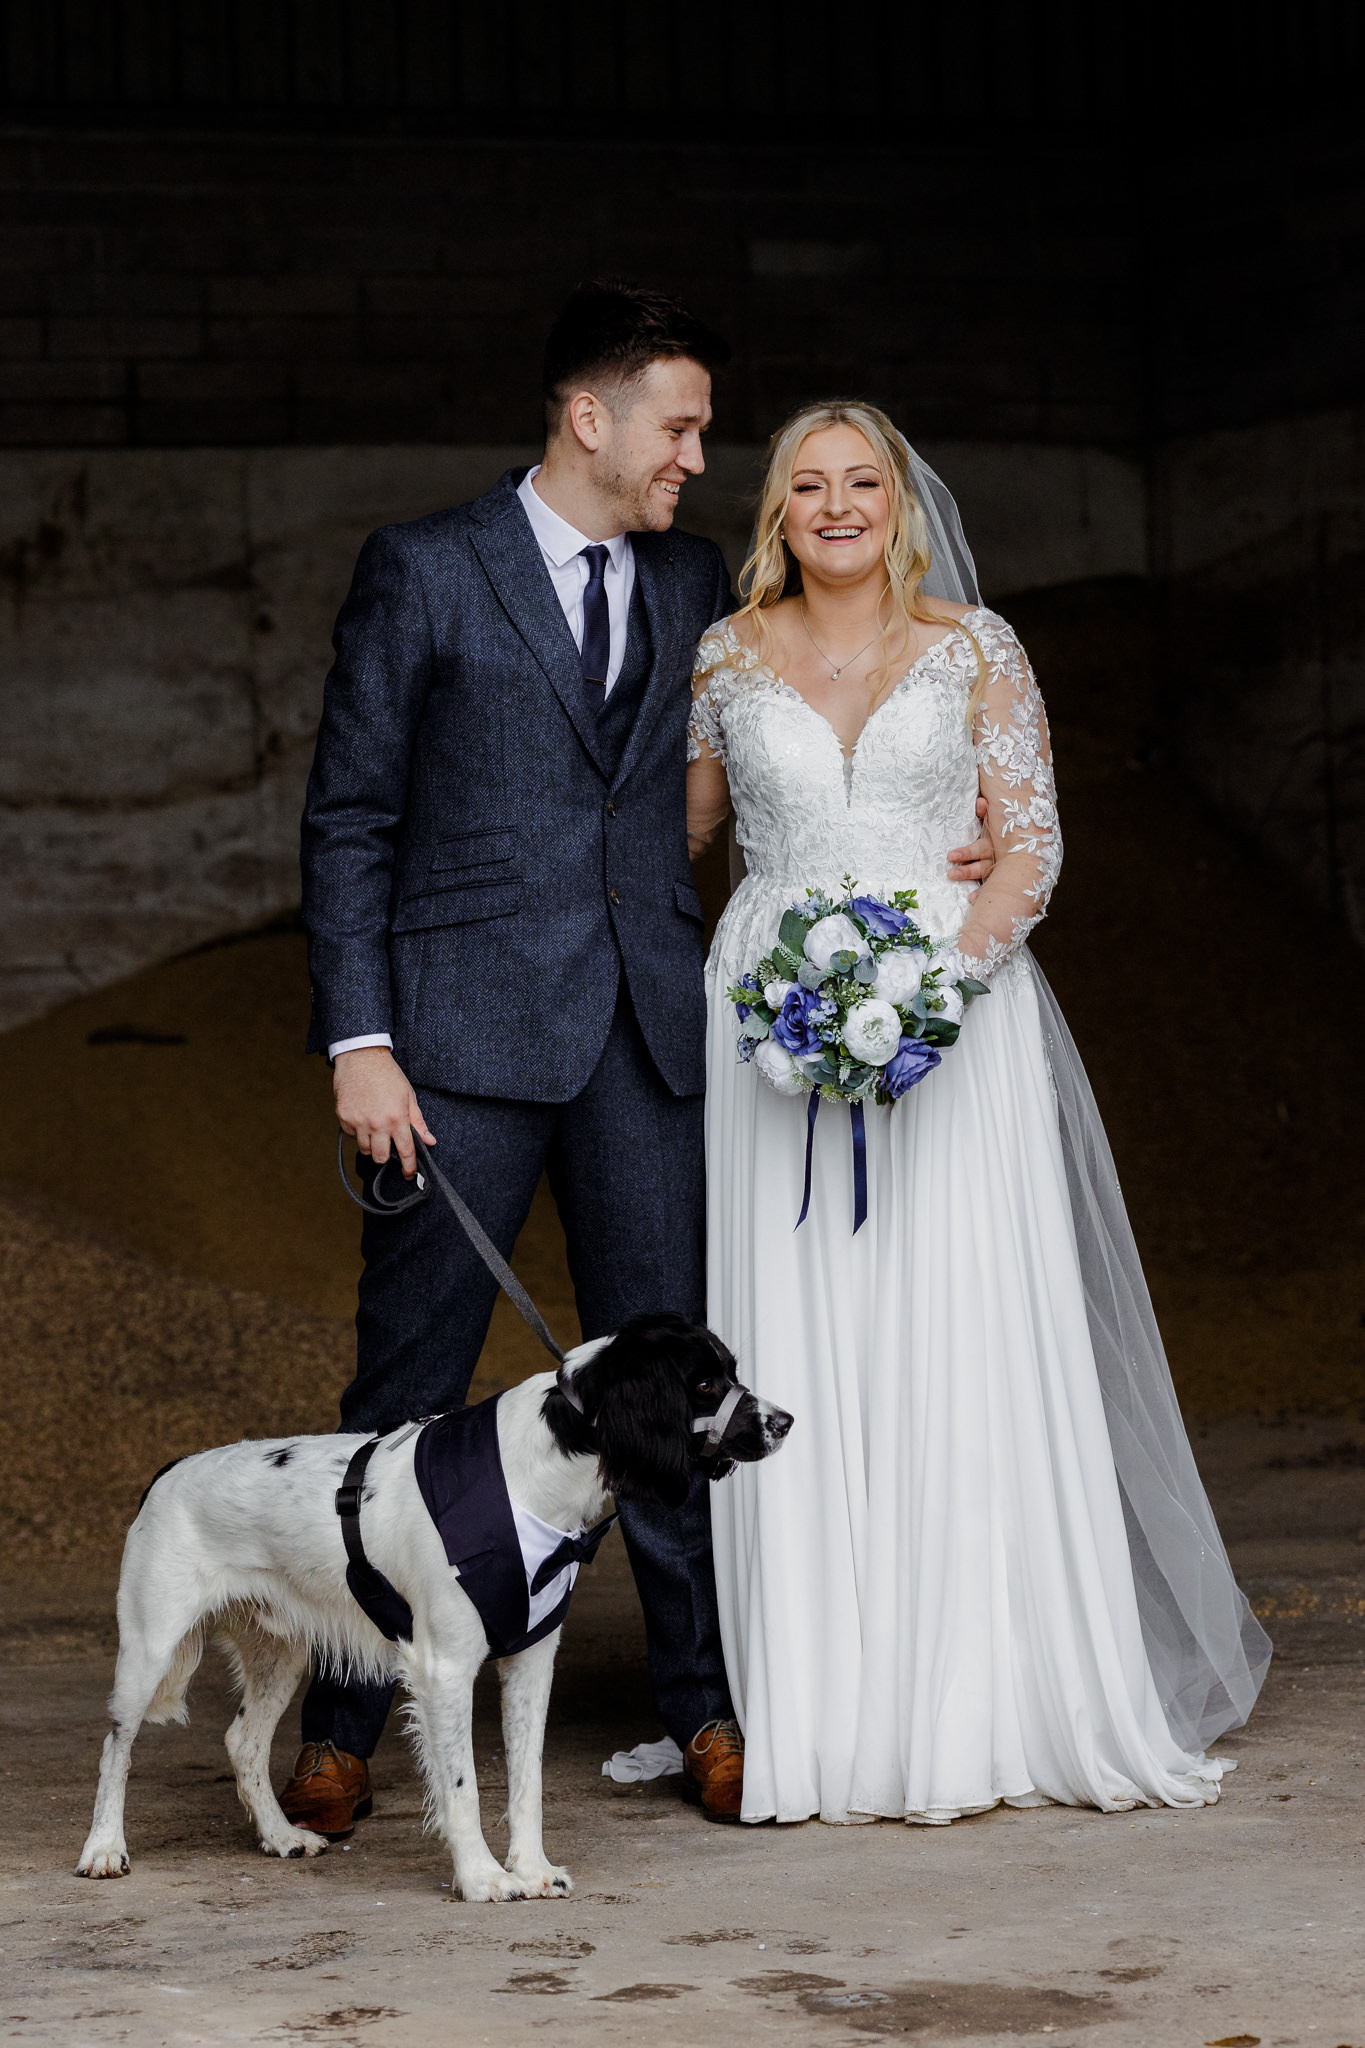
left=705, top=915, right=1226, bottom=1826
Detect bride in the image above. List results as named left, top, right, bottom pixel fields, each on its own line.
left=686, top=400, right=1270, bottom=1827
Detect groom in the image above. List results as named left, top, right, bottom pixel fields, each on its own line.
left=293, top=280, right=996, bottom=1833
left=293, top=280, right=745, bottom=1827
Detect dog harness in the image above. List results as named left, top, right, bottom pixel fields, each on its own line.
left=335, top=1390, right=617, bottom=1656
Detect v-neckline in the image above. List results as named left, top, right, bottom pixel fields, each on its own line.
left=724, top=614, right=978, bottom=767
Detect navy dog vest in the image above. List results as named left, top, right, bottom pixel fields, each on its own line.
left=337, top=1391, right=615, bottom=1659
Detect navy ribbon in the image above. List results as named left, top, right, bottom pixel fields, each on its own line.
left=851, top=1100, right=868, bottom=1234
left=795, top=1093, right=868, bottom=1235
left=795, top=1091, right=820, bottom=1228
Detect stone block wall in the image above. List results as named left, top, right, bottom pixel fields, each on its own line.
left=1155, top=410, right=1365, bottom=944
left=2, top=16, right=1364, bottom=1021
left=0, top=126, right=1141, bottom=452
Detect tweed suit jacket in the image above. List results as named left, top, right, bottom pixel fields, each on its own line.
left=301, top=467, right=733, bottom=1100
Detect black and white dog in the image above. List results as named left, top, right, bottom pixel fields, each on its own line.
left=77, top=1315, right=791, bottom=1901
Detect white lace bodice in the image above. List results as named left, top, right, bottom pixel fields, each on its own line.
left=688, top=608, right=1061, bottom=978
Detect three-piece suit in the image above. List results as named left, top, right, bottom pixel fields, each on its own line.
left=300, top=466, right=734, bottom=1755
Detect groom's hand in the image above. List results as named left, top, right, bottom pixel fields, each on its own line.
left=947, top=795, right=996, bottom=897
left=333, top=1046, right=436, bottom=1179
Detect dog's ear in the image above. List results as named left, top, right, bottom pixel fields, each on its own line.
left=589, top=1337, right=694, bottom=1510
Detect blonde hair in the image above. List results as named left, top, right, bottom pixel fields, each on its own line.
left=732, top=398, right=984, bottom=720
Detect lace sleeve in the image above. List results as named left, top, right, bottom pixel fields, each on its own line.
left=686, top=627, right=732, bottom=765
left=953, top=612, right=1061, bottom=979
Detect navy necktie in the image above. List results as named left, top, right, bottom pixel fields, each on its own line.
left=579, top=544, right=610, bottom=713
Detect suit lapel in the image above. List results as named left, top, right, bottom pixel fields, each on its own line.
left=612, top=536, right=685, bottom=793
left=468, top=494, right=611, bottom=780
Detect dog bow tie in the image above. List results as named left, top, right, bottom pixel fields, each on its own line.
left=528, top=1513, right=619, bottom=1595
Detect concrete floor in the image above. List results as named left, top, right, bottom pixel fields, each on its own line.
left=4, top=1419, right=1363, bottom=2048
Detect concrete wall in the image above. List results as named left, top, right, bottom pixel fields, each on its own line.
left=0, top=438, right=1145, bottom=1029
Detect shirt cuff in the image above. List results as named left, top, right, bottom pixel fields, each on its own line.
left=328, top=1033, right=394, bottom=1059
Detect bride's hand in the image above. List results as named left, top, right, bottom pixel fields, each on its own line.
left=947, top=796, right=995, bottom=896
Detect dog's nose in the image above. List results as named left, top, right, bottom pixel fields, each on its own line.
left=768, top=1408, right=794, bottom=1441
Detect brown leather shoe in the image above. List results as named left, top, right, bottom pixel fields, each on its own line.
left=682, top=1717, right=744, bottom=1821
left=278, top=1742, right=372, bottom=1840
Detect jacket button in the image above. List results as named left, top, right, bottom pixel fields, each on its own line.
left=605, top=799, right=616, bottom=817
left=609, top=887, right=621, bottom=904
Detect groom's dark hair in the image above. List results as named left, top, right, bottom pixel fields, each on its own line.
left=543, top=279, right=730, bottom=424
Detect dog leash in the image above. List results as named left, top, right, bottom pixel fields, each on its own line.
left=336, top=1126, right=744, bottom=1461
left=337, top=1125, right=566, bottom=1366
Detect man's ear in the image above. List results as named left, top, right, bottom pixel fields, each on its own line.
left=564, top=388, right=606, bottom=453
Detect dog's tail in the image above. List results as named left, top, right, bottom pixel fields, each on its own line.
left=143, top=1624, right=207, bottom=1726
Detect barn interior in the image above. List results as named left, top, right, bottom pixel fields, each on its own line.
left=3, top=5, right=1364, bottom=2042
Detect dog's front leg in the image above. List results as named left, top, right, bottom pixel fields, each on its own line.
left=498, top=1631, right=571, bottom=1897
left=406, top=1644, right=528, bottom=1903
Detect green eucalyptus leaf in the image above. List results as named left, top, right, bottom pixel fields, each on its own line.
left=778, top=910, right=811, bottom=958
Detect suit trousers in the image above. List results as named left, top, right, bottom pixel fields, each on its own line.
left=301, top=980, right=733, bottom=1757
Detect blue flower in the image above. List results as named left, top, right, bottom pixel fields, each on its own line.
left=849, top=894, right=911, bottom=939
left=771, top=986, right=826, bottom=1059
left=882, top=1034, right=941, bottom=1099
left=732, top=971, right=760, bottom=1022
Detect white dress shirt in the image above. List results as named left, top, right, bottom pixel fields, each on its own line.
left=515, top=465, right=635, bottom=690
left=329, top=466, right=635, bottom=1059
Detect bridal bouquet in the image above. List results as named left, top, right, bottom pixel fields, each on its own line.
left=728, top=885, right=987, bottom=1105
left=727, top=884, right=987, bottom=1229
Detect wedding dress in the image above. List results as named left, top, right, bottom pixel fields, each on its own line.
left=690, top=609, right=1269, bottom=1826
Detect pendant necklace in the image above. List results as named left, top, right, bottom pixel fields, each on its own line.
left=799, top=604, right=879, bottom=681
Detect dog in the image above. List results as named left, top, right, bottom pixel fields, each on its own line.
left=77, top=1314, right=792, bottom=1901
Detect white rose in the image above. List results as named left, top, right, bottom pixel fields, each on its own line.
left=804, top=913, right=869, bottom=973
left=842, top=998, right=903, bottom=1066
left=753, top=1038, right=807, bottom=1096
left=763, top=978, right=795, bottom=1010
left=872, top=947, right=927, bottom=1007
left=927, top=982, right=964, bottom=1025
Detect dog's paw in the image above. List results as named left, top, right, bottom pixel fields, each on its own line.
left=258, top=1825, right=329, bottom=1861
left=76, top=1842, right=130, bottom=1879
left=506, top=1860, right=574, bottom=1899
left=456, top=1867, right=534, bottom=1903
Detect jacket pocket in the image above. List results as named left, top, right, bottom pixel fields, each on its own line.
left=674, top=880, right=704, bottom=922
left=429, top=827, right=517, bottom=874
left=391, top=881, right=523, bottom=933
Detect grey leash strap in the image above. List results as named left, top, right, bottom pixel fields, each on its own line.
left=336, top=1125, right=566, bottom=1367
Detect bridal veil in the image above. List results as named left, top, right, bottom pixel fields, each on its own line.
left=905, top=435, right=1270, bottom=1748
